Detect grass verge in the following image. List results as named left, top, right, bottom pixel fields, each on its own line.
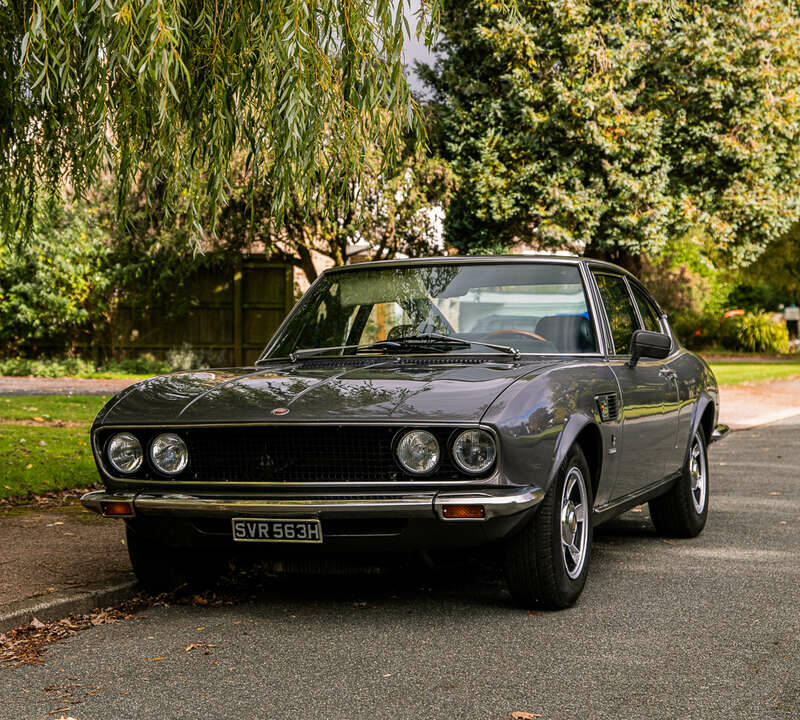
left=708, top=360, right=800, bottom=386
left=0, top=395, right=109, bottom=500
left=0, top=395, right=111, bottom=424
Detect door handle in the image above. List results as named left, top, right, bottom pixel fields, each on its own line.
left=658, top=367, right=677, bottom=380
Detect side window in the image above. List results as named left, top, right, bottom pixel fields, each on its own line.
left=593, top=273, right=639, bottom=355
left=630, top=284, right=662, bottom=334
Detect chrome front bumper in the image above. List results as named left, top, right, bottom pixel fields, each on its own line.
left=81, top=487, right=545, bottom=522
left=711, top=424, right=730, bottom=443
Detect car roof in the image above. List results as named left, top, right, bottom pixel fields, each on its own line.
left=323, top=254, right=635, bottom=280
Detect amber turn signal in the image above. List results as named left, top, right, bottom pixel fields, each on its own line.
left=101, top=501, right=134, bottom=517
left=442, top=504, right=485, bottom=519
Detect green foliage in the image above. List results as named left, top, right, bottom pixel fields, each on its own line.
left=670, top=311, right=721, bottom=351
left=720, top=313, right=789, bottom=354
left=165, top=343, right=228, bottom=370
left=0, top=202, right=112, bottom=352
left=216, top=146, right=457, bottom=283
left=672, top=310, right=789, bottom=353
left=107, top=354, right=170, bottom=375
left=0, top=356, right=96, bottom=377
left=1, top=0, right=442, bottom=237
left=730, top=224, right=800, bottom=307
left=423, top=1, right=800, bottom=264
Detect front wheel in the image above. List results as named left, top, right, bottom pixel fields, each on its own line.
left=126, top=523, right=227, bottom=593
left=503, top=445, right=593, bottom=609
left=649, top=426, right=709, bottom=538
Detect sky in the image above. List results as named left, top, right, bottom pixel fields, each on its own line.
left=401, top=0, right=439, bottom=96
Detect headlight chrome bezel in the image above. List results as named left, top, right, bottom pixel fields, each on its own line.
left=149, top=432, right=189, bottom=476
left=394, top=429, right=441, bottom=477
left=106, top=432, right=144, bottom=475
left=450, top=428, right=497, bottom=475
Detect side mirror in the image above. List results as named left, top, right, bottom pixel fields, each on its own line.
left=628, top=330, right=671, bottom=367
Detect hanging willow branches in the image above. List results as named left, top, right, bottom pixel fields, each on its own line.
left=0, top=0, right=442, bottom=237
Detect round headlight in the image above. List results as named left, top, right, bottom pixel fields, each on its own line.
left=452, top=429, right=496, bottom=475
left=150, top=433, right=188, bottom=475
left=107, top=432, right=143, bottom=474
left=395, top=429, right=440, bottom=476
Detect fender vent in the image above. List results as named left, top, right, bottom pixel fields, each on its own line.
left=596, top=393, right=619, bottom=422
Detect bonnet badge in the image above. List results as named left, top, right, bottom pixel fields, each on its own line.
left=271, top=407, right=290, bottom=416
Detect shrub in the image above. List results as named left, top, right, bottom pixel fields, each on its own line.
left=0, top=202, right=111, bottom=354
left=106, top=354, right=170, bottom=375
left=0, top=357, right=97, bottom=377
left=166, top=343, right=228, bottom=371
left=669, top=311, right=721, bottom=351
left=721, top=313, right=790, bottom=354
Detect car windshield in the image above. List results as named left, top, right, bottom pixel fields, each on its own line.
left=263, top=262, right=597, bottom=359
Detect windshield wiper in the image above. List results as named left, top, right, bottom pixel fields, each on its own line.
left=261, top=332, right=521, bottom=364
left=390, top=332, right=521, bottom=359
left=269, top=341, right=401, bottom=362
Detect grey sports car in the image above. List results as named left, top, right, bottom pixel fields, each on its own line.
left=82, top=256, right=727, bottom=608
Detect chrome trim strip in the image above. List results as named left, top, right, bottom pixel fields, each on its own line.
left=81, top=491, right=137, bottom=518
left=578, top=261, right=610, bottom=356
left=81, top=486, right=544, bottom=521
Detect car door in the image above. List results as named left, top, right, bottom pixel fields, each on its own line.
left=591, top=270, right=678, bottom=501
left=628, top=280, right=686, bottom=476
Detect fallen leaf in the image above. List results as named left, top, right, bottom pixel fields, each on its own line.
left=509, top=712, right=542, bottom=719
left=151, top=657, right=165, bottom=661
left=768, top=492, right=782, bottom=496
left=527, top=611, right=542, bottom=616
left=184, top=642, right=216, bottom=652
left=660, top=539, right=677, bottom=546
left=30, top=618, right=45, bottom=629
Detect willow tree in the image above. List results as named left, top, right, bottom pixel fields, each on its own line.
left=0, top=0, right=441, bottom=235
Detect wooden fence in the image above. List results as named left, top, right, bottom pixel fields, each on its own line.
left=113, top=259, right=294, bottom=366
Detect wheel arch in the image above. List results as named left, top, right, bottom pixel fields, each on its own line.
left=549, top=414, right=603, bottom=504
left=693, top=394, right=716, bottom=446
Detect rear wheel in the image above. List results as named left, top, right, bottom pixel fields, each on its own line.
left=503, top=445, right=593, bottom=609
left=649, top=426, right=709, bottom=538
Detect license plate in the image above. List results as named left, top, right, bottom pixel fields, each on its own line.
left=232, top=517, right=323, bottom=543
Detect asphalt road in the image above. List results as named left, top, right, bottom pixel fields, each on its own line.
left=2, top=418, right=798, bottom=720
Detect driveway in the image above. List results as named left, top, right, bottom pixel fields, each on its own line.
left=0, top=417, right=797, bottom=719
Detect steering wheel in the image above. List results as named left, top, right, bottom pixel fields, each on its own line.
left=482, top=328, right=549, bottom=344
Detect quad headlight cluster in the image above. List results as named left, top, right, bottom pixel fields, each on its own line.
left=394, top=428, right=496, bottom=477
left=106, top=432, right=188, bottom=476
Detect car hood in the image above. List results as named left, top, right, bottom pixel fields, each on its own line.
left=97, top=358, right=564, bottom=426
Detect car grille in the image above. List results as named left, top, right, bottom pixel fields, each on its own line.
left=99, top=425, right=481, bottom=484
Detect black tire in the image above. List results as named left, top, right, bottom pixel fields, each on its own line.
left=649, top=426, right=709, bottom=538
left=126, top=523, right=225, bottom=593
left=503, top=445, right=593, bottom=610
